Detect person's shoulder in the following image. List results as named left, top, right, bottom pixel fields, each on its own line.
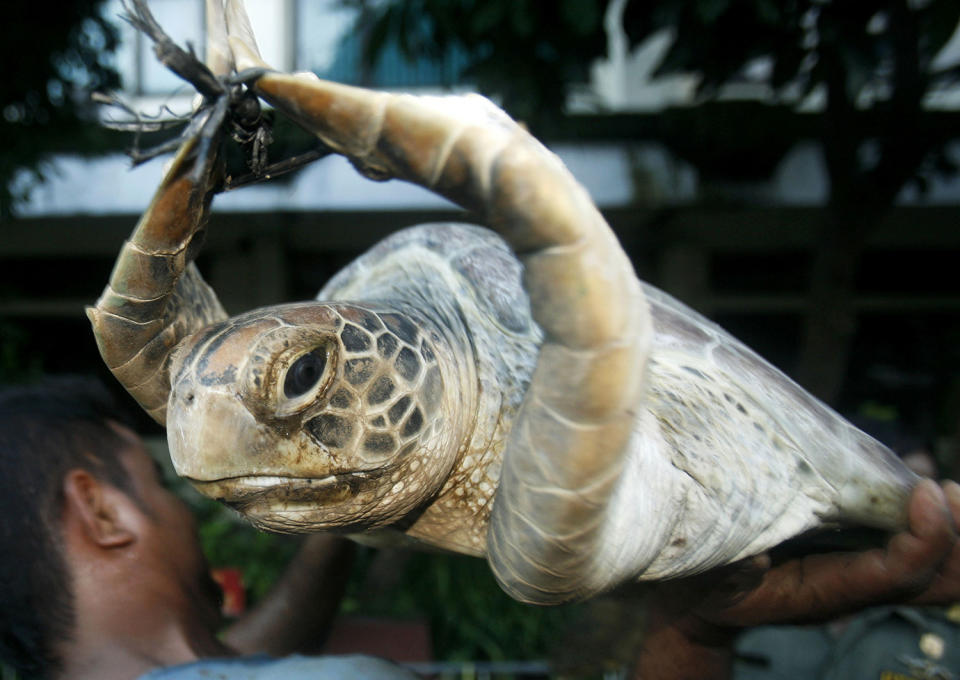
left=139, top=654, right=420, bottom=679
left=265, top=654, right=421, bottom=679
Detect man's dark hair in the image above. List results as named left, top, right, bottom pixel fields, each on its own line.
left=0, top=375, right=140, bottom=679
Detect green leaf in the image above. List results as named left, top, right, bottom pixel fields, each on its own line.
left=361, top=5, right=394, bottom=66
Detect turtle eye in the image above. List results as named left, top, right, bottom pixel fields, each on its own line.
left=284, top=348, right=328, bottom=398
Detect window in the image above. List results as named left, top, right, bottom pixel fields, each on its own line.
left=103, top=0, right=205, bottom=96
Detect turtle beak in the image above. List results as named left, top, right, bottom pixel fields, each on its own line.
left=166, top=367, right=341, bottom=488
left=166, top=381, right=265, bottom=482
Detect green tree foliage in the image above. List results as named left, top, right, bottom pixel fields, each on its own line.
left=622, top=0, right=960, bottom=400
left=624, top=0, right=960, bottom=205
left=349, top=0, right=607, bottom=125
left=0, top=1, right=120, bottom=218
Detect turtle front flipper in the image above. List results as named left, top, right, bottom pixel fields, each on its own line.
left=229, top=28, right=651, bottom=604
left=87, top=1, right=240, bottom=424
left=87, top=117, right=228, bottom=424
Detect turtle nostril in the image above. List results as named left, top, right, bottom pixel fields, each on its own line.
left=184, top=392, right=195, bottom=405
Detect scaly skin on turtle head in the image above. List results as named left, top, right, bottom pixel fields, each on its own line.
left=166, top=301, right=468, bottom=534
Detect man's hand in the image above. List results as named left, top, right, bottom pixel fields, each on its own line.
left=703, top=479, right=960, bottom=627
left=633, top=479, right=960, bottom=679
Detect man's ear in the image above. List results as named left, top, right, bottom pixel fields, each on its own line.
left=62, top=470, right=136, bottom=548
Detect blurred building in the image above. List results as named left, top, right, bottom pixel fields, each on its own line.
left=3, top=0, right=959, bottom=456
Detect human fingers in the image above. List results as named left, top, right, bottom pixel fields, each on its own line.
left=879, top=478, right=956, bottom=594
left=909, top=479, right=960, bottom=604
left=705, top=479, right=955, bottom=627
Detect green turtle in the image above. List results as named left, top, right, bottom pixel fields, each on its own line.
left=88, top=0, right=917, bottom=604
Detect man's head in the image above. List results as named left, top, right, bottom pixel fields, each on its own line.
left=0, top=376, right=214, bottom=679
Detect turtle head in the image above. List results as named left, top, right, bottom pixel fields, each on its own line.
left=166, top=301, right=458, bottom=533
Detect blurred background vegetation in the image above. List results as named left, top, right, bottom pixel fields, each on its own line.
left=3, top=0, right=960, bottom=677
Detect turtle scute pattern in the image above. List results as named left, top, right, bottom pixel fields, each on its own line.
left=309, top=305, right=445, bottom=466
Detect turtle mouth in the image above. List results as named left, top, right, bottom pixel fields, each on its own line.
left=189, top=472, right=371, bottom=510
